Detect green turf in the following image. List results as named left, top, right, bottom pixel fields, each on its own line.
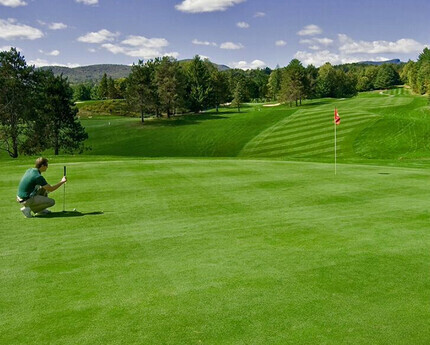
left=2, top=89, right=430, bottom=344
left=1, top=158, right=430, bottom=344
left=76, top=88, right=430, bottom=163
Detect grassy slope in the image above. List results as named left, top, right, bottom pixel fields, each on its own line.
left=77, top=88, right=430, bottom=163
left=1, top=159, right=430, bottom=344
left=81, top=105, right=298, bottom=157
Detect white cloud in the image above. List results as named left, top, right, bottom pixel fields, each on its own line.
left=39, top=49, right=60, bottom=56
left=101, top=41, right=174, bottom=60
left=254, top=12, right=266, bottom=17
left=175, top=0, right=246, bottom=13
left=49, top=22, right=68, bottom=30
left=192, top=39, right=217, bottom=46
left=121, top=35, right=169, bottom=48
left=338, top=34, right=425, bottom=54
left=275, top=40, right=286, bottom=46
left=75, top=0, right=98, bottom=5
left=314, top=37, right=333, bottom=46
left=0, top=19, right=44, bottom=40
left=294, top=50, right=362, bottom=67
left=237, top=22, right=249, bottom=29
left=220, top=41, right=244, bottom=50
left=163, top=52, right=180, bottom=59
left=88, top=48, right=97, bottom=53
left=0, top=45, right=21, bottom=51
left=297, top=24, right=322, bottom=36
left=77, top=29, right=119, bottom=43
left=0, top=0, right=27, bottom=7
left=28, top=58, right=80, bottom=68
left=230, top=59, right=266, bottom=70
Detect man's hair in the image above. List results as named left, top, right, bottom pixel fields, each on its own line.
left=35, top=157, right=49, bottom=169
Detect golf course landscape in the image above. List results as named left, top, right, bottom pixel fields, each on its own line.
left=1, top=89, right=430, bottom=344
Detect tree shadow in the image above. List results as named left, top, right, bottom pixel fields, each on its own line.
left=36, top=211, right=104, bottom=218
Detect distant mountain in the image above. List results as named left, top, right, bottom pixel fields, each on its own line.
left=40, top=60, right=231, bottom=84
left=357, top=59, right=402, bottom=66
left=40, top=64, right=132, bottom=84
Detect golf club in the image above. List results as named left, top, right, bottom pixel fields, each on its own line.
left=63, top=165, right=66, bottom=212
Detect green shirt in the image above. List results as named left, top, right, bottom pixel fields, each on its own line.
left=17, top=168, right=48, bottom=199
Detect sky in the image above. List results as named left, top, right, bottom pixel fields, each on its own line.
left=0, top=0, right=429, bottom=69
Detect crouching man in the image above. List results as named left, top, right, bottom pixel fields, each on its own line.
left=17, top=157, right=67, bottom=218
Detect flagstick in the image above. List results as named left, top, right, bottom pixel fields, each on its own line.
left=335, top=120, right=337, bottom=175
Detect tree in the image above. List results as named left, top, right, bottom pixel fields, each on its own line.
left=72, top=83, right=92, bottom=101
left=280, top=59, right=307, bottom=106
left=98, top=73, right=108, bottom=99
left=126, top=60, right=153, bottom=123
left=0, top=48, right=37, bottom=158
left=267, top=67, right=282, bottom=101
left=316, top=63, right=337, bottom=98
left=417, top=61, right=430, bottom=94
left=27, top=71, right=87, bottom=155
left=210, top=69, right=229, bottom=112
left=305, top=64, right=318, bottom=99
left=107, top=76, right=118, bottom=99
left=374, top=64, right=399, bottom=89
left=186, top=55, right=213, bottom=113
left=231, top=80, right=245, bottom=112
left=155, top=57, right=184, bottom=117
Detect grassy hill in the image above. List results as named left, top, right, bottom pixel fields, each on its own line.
left=79, top=88, right=430, bottom=162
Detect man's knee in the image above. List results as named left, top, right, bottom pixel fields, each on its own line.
left=49, top=198, right=55, bottom=207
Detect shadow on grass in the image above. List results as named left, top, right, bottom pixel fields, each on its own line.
left=36, top=211, right=104, bottom=218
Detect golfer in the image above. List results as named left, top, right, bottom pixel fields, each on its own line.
left=17, top=157, right=67, bottom=218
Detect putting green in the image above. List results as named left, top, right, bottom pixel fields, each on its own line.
left=1, top=158, right=429, bottom=344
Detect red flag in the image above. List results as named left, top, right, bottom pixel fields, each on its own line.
left=334, top=108, right=340, bottom=125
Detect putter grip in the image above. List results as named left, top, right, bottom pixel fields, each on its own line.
left=64, top=166, right=67, bottom=176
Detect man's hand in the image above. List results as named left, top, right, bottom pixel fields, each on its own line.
left=43, top=176, right=68, bottom=192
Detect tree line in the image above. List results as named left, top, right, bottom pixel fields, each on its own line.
left=0, top=48, right=87, bottom=158
left=72, top=51, right=430, bottom=119
left=2, top=46, right=429, bottom=157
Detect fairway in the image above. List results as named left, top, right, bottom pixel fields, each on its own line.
left=2, top=158, right=430, bottom=344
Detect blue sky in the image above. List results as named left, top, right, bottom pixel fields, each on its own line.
left=1, top=0, right=429, bottom=69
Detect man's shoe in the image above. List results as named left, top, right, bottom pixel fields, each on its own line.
left=37, top=209, right=51, bottom=215
left=20, top=206, right=33, bottom=218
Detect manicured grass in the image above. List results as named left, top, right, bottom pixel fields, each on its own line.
left=1, top=158, right=430, bottom=344
left=2, top=89, right=430, bottom=344
left=77, top=89, right=430, bottom=163
left=81, top=105, right=298, bottom=157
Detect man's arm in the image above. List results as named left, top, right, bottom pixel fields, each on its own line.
left=43, top=176, right=67, bottom=193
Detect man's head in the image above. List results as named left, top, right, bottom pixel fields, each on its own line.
left=35, top=157, right=49, bottom=172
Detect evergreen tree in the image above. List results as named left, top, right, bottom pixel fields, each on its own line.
left=232, top=80, right=245, bottom=112
left=186, top=55, right=213, bottom=113
left=98, top=73, right=108, bottom=99
left=280, top=59, right=307, bottom=106
left=267, top=67, right=282, bottom=101
left=155, top=57, right=184, bottom=117
left=27, top=71, right=87, bottom=155
left=107, top=76, right=117, bottom=99
left=126, top=60, right=153, bottom=123
left=374, top=64, right=399, bottom=89
left=0, top=48, right=37, bottom=158
left=210, top=69, right=229, bottom=112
